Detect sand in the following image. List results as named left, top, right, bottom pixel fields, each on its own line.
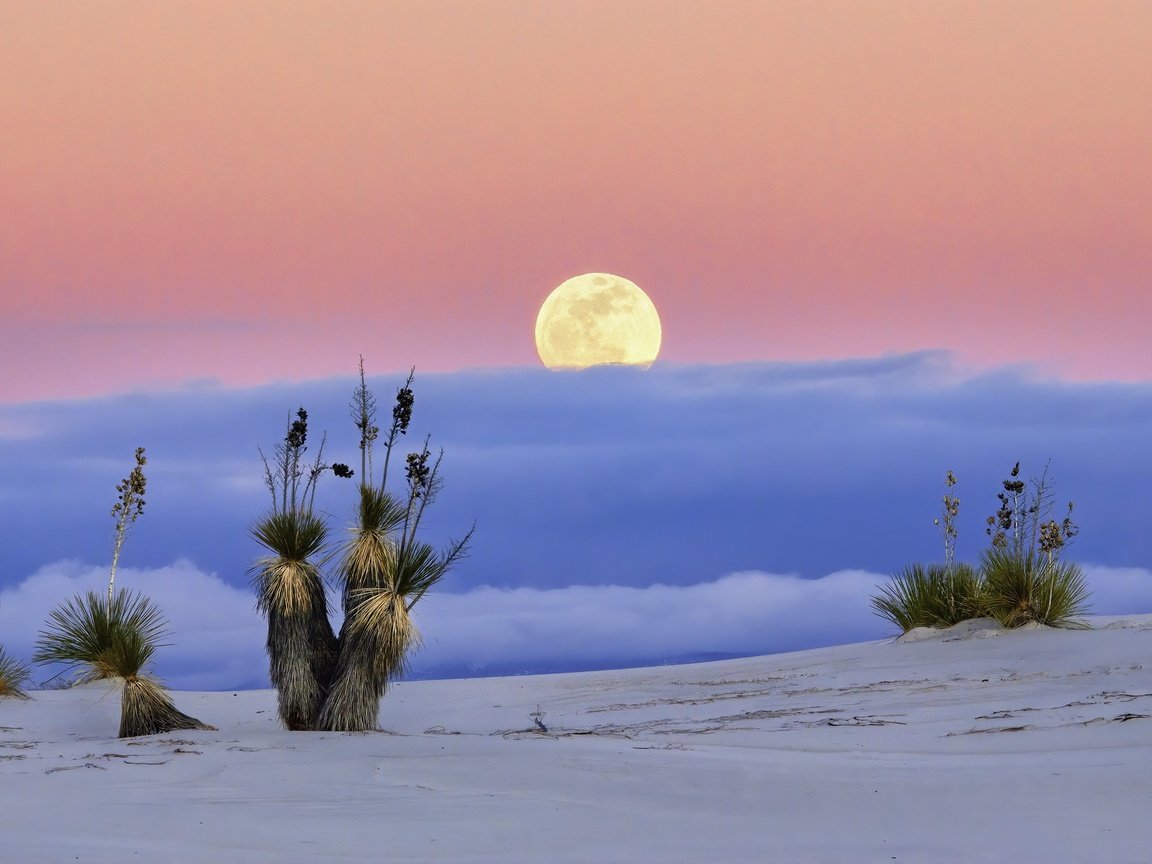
left=3, top=616, right=1151, bottom=863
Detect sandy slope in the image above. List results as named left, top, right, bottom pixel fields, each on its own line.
left=2, top=617, right=1151, bottom=863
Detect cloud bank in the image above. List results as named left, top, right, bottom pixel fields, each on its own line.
left=1, top=354, right=1150, bottom=597
left=1, top=354, right=1150, bottom=686
left=3, top=558, right=1149, bottom=690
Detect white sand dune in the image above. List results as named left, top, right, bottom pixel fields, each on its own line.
left=3, top=616, right=1152, bottom=863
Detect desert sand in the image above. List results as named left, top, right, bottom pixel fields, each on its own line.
left=3, top=616, right=1151, bottom=863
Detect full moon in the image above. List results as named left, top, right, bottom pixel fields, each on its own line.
left=534, top=273, right=662, bottom=370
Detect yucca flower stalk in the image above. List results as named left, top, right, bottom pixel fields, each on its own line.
left=34, top=446, right=156, bottom=688
left=34, top=590, right=211, bottom=737
left=252, top=408, right=352, bottom=729
left=108, top=447, right=147, bottom=602
left=0, top=644, right=31, bottom=699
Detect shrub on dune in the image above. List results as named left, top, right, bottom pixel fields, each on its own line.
left=34, top=590, right=212, bottom=737
left=871, top=562, right=985, bottom=631
left=0, top=645, right=31, bottom=699
left=872, top=470, right=984, bottom=633
left=872, top=462, right=1090, bottom=634
left=980, top=547, right=1090, bottom=629
left=980, top=461, right=1088, bottom=628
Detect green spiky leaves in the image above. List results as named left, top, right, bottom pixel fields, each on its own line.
left=0, top=645, right=31, bottom=699
left=871, top=563, right=985, bottom=632
left=980, top=547, right=1090, bottom=629
left=34, top=590, right=167, bottom=683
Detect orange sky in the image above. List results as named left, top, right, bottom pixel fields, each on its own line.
left=1, top=0, right=1150, bottom=400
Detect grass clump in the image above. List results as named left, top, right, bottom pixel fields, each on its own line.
left=0, top=644, right=31, bottom=699
left=980, top=547, right=1090, bottom=629
left=871, top=562, right=984, bottom=631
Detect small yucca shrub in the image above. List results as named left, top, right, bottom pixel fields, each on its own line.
left=34, top=590, right=212, bottom=737
left=871, top=563, right=985, bottom=632
left=980, top=547, right=1090, bottom=629
left=0, top=645, right=31, bottom=699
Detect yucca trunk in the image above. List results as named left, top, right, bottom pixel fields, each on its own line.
left=253, top=511, right=337, bottom=730
left=119, top=675, right=214, bottom=738
left=314, top=485, right=408, bottom=732
left=264, top=571, right=337, bottom=730
left=316, top=594, right=412, bottom=731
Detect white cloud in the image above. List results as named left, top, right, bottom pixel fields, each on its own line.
left=3, top=559, right=1150, bottom=689
left=411, top=569, right=891, bottom=674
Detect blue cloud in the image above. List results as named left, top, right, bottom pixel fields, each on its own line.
left=1, top=353, right=1150, bottom=686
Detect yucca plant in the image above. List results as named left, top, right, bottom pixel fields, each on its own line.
left=980, top=547, right=1090, bottom=629
left=316, top=485, right=469, bottom=731
left=32, top=448, right=212, bottom=736
left=873, top=470, right=985, bottom=633
left=871, top=562, right=985, bottom=632
left=979, top=461, right=1089, bottom=629
left=43, top=446, right=153, bottom=685
left=254, top=362, right=472, bottom=732
left=34, top=590, right=211, bottom=737
left=252, top=510, right=338, bottom=730
left=0, top=645, right=31, bottom=699
left=315, top=367, right=471, bottom=732
left=314, top=484, right=405, bottom=731
left=251, top=409, right=350, bottom=730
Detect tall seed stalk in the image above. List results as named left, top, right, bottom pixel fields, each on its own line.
left=108, top=447, right=147, bottom=602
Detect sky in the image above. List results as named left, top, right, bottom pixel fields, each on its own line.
left=1, top=2, right=1150, bottom=688
left=2, top=1, right=1151, bottom=402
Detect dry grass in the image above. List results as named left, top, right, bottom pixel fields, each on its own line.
left=119, top=675, right=215, bottom=738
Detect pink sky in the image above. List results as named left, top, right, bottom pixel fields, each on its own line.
left=2, top=1, right=1150, bottom=401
